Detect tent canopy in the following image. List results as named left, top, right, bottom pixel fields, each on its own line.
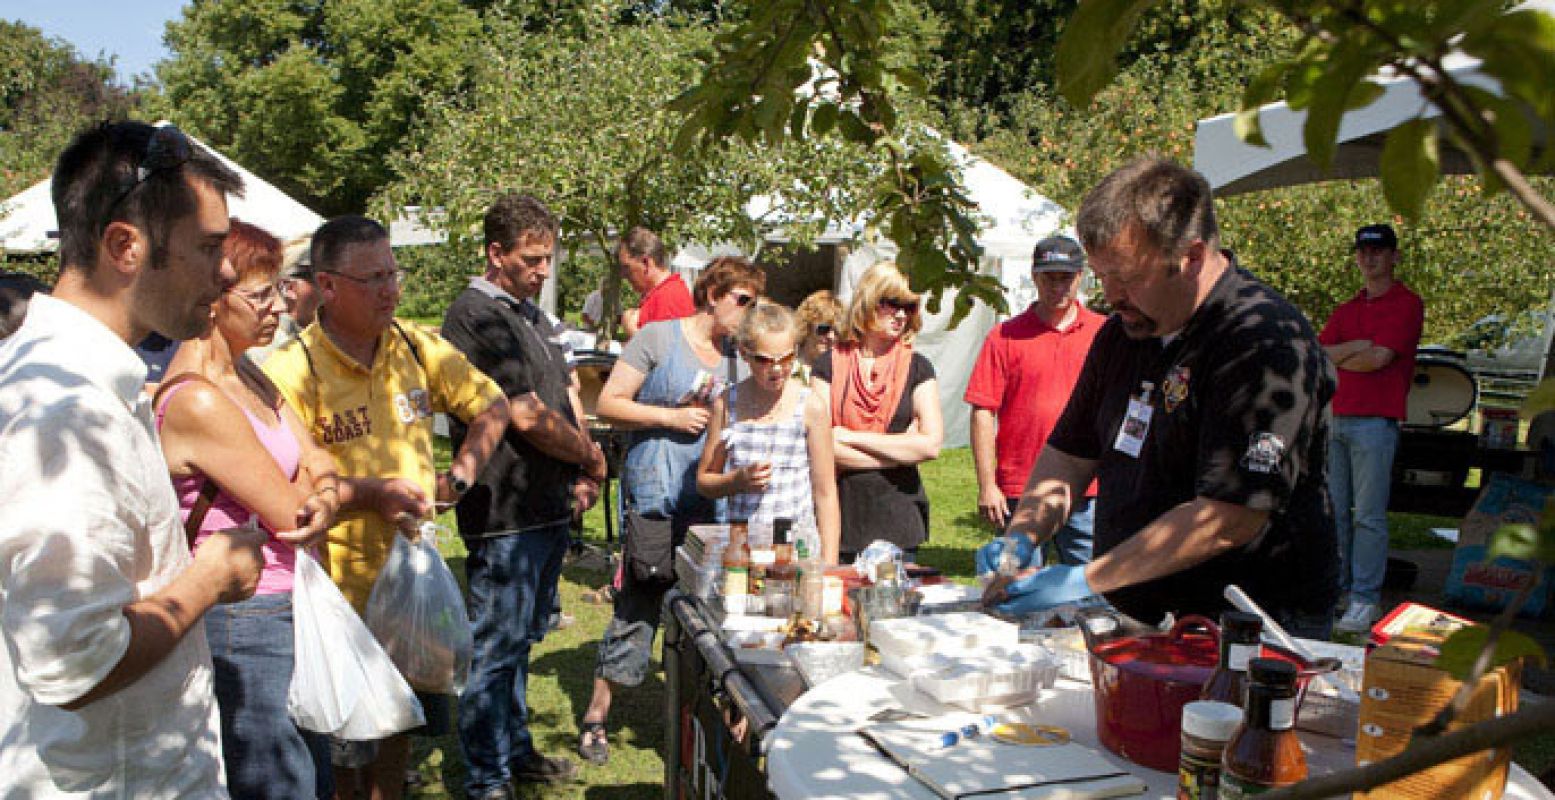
left=0, top=124, right=324, bottom=254
left=1194, top=1, right=1554, bottom=194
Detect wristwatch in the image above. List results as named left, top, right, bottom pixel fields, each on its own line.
left=447, top=471, right=471, bottom=497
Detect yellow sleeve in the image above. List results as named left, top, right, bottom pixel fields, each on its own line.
left=260, top=337, right=315, bottom=429
left=403, top=321, right=504, bottom=423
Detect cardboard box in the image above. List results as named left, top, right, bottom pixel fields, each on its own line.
left=1444, top=473, right=1555, bottom=617
left=1354, top=632, right=1521, bottom=800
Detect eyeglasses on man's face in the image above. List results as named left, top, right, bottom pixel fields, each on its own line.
left=322, top=268, right=406, bottom=289
left=107, top=125, right=194, bottom=219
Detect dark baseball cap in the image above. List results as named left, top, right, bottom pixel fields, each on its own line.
left=1032, top=235, right=1086, bottom=272
left=1353, top=224, right=1398, bottom=250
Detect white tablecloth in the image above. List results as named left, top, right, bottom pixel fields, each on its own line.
left=765, top=666, right=1552, bottom=800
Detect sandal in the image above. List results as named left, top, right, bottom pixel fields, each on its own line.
left=577, top=720, right=610, bottom=765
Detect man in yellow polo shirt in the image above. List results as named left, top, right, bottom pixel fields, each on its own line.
left=265, top=214, right=507, bottom=799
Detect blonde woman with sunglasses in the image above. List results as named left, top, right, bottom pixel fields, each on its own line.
left=696, top=300, right=842, bottom=562
left=812, top=262, right=943, bottom=563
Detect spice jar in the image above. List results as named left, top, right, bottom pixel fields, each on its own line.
left=1220, top=658, right=1307, bottom=798
left=1178, top=701, right=1242, bottom=800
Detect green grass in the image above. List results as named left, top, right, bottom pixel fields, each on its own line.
left=398, top=445, right=1546, bottom=796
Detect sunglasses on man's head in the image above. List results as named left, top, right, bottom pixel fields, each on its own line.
left=877, top=297, right=918, bottom=314
left=107, top=125, right=194, bottom=218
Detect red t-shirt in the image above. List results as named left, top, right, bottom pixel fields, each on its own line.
left=964, top=304, right=1104, bottom=498
left=637, top=274, right=695, bottom=326
left=1319, top=281, right=1424, bottom=419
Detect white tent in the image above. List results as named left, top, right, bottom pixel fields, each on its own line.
left=0, top=125, right=324, bottom=254
left=674, top=139, right=1070, bottom=447
left=1193, top=1, right=1553, bottom=194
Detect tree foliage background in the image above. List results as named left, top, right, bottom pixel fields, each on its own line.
left=0, top=20, right=134, bottom=201
left=2, top=0, right=1552, bottom=345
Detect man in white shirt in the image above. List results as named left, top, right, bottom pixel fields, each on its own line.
left=0, top=121, right=267, bottom=797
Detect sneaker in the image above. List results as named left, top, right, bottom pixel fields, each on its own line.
left=510, top=752, right=579, bottom=784
left=1332, top=594, right=1351, bottom=619
left=1335, top=600, right=1381, bottom=634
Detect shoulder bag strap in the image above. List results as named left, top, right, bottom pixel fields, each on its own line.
left=184, top=479, right=221, bottom=548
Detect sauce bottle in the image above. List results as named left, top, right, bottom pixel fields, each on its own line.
left=722, top=523, right=751, bottom=615
left=1219, top=658, right=1306, bottom=797
left=1201, top=611, right=1263, bottom=708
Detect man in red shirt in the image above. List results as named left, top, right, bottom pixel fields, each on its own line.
left=1319, top=224, right=1424, bottom=633
left=965, top=235, right=1104, bottom=565
left=617, top=227, right=694, bottom=337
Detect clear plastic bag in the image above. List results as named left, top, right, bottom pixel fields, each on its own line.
left=288, top=548, right=425, bottom=739
left=364, top=522, right=474, bottom=695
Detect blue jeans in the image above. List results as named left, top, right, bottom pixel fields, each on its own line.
left=1002, top=496, right=1096, bottom=566
left=458, top=523, right=571, bottom=796
left=1328, top=416, right=1399, bottom=605
left=205, top=592, right=332, bottom=799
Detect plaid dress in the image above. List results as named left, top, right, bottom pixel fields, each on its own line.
left=722, top=385, right=815, bottom=526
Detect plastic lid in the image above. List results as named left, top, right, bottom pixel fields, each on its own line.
left=1182, top=701, right=1243, bottom=741
left=1249, top=657, right=1298, bottom=688
left=1221, top=611, right=1263, bottom=643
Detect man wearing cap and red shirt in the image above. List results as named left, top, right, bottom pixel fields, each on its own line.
left=966, top=235, right=1105, bottom=566
left=617, top=226, right=694, bottom=338
left=1319, top=223, right=1424, bottom=633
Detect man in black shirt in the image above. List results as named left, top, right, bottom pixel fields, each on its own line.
left=441, top=194, right=607, bottom=797
left=980, top=159, right=1338, bottom=638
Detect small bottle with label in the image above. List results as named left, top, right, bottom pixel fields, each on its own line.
left=1201, top=611, right=1263, bottom=708
left=1178, top=701, right=1241, bottom=800
left=796, top=537, right=824, bottom=622
left=722, top=524, right=751, bottom=615
left=1219, top=659, right=1307, bottom=798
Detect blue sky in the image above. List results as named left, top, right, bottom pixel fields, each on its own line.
left=4, top=0, right=189, bottom=83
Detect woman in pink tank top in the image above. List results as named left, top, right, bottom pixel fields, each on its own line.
left=155, top=219, right=340, bottom=799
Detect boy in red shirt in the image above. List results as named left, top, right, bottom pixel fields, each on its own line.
left=1319, top=224, right=1424, bottom=632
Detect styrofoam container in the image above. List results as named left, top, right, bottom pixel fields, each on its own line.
left=786, top=641, right=866, bottom=688
left=898, top=644, right=1060, bottom=711
left=868, top=612, right=1019, bottom=660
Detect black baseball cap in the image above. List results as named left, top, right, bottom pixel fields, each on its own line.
left=1032, top=235, right=1086, bottom=272
left=1353, top=224, right=1398, bottom=250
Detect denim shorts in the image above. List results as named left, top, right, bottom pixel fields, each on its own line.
left=206, top=592, right=332, bottom=799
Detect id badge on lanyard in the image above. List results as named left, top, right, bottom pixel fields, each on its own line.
left=1113, top=381, right=1154, bottom=458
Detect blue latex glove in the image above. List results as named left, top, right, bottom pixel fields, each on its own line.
left=991, top=564, right=1094, bottom=615
left=975, top=534, right=1038, bottom=577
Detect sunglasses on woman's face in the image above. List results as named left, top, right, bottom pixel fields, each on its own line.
left=728, top=291, right=755, bottom=307
left=813, top=323, right=835, bottom=337
left=745, top=349, right=796, bottom=369
left=877, top=297, right=918, bottom=314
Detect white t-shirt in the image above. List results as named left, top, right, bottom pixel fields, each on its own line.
left=0, top=294, right=226, bottom=798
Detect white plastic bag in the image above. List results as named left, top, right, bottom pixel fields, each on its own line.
left=364, top=522, right=474, bottom=695
left=288, top=548, right=425, bottom=739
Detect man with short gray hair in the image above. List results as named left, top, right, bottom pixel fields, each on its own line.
left=616, top=226, right=693, bottom=337
left=980, top=158, right=1338, bottom=636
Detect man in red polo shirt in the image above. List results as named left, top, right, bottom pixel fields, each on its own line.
left=1319, top=223, right=1424, bottom=633
left=965, top=235, right=1104, bottom=566
left=617, top=227, right=694, bottom=337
